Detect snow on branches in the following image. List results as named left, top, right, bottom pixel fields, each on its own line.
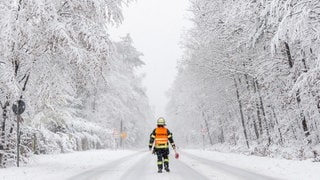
left=167, top=0, right=320, bottom=159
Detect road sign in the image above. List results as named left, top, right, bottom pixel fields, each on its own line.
left=201, top=128, right=208, bottom=135
left=12, top=100, right=26, bottom=115
left=120, top=132, right=127, bottom=139
left=113, top=129, right=119, bottom=137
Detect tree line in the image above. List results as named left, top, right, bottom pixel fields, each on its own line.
left=0, top=0, right=152, bottom=167
left=167, top=0, right=320, bottom=159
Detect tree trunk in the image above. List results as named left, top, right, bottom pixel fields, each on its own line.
left=202, top=111, right=213, bottom=145
left=256, top=102, right=263, bottom=136
left=219, top=119, right=225, bottom=143
left=301, top=113, right=310, bottom=137
left=92, top=86, right=98, bottom=113
left=272, top=107, right=283, bottom=144
left=296, top=90, right=310, bottom=137
left=252, top=114, right=260, bottom=140
left=316, top=98, right=320, bottom=115
left=284, top=42, right=293, bottom=68
left=255, top=79, right=271, bottom=145
left=252, top=78, right=263, bottom=137
left=291, top=125, right=298, bottom=140
left=234, top=77, right=249, bottom=148
left=0, top=101, right=9, bottom=167
left=220, top=128, right=225, bottom=143
left=302, top=58, right=308, bottom=73
left=244, top=72, right=259, bottom=140
left=1, top=101, right=9, bottom=150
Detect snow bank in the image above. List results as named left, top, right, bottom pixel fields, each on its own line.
left=185, top=149, right=320, bottom=180
left=0, top=149, right=137, bottom=180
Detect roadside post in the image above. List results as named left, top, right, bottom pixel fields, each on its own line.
left=201, top=125, right=208, bottom=150
left=12, top=100, right=26, bottom=167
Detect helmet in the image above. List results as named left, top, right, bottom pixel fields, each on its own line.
left=157, top=117, right=166, bottom=126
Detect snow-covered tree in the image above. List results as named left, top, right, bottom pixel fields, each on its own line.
left=167, top=0, right=320, bottom=159
left=1, top=0, right=152, bottom=167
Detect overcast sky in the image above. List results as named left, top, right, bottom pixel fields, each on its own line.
left=109, top=0, right=192, bottom=117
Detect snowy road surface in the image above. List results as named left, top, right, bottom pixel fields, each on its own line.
left=1, top=149, right=320, bottom=180
left=67, top=150, right=276, bottom=180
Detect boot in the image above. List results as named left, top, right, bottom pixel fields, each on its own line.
left=158, top=164, right=163, bottom=173
left=164, top=164, right=170, bottom=172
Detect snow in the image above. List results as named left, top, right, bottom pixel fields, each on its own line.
left=184, top=149, right=320, bottom=180
left=0, top=149, right=319, bottom=180
left=0, top=150, right=138, bottom=180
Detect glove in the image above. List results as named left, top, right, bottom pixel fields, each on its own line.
left=149, top=145, right=152, bottom=151
left=172, top=144, right=176, bottom=150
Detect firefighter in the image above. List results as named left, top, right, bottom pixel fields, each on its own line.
left=149, top=117, right=176, bottom=173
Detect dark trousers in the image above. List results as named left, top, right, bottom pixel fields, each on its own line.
left=155, top=148, right=169, bottom=170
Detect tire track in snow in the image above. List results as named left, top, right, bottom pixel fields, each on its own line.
left=181, top=151, right=280, bottom=180
left=66, top=151, right=146, bottom=180
left=68, top=149, right=277, bottom=180
left=68, top=150, right=211, bottom=180
left=120, top=151, right=210, bottom=180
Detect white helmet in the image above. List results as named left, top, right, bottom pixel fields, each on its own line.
left=157, top=117, right=166, bottom=126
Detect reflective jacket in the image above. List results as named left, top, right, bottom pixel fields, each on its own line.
left=149, top=126, right=175, bottom=149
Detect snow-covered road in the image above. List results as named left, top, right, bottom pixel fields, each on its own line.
left=1, top=149, right=319, bottom=180
left=181, top=151, right=276, bottom=180
left=67, top=151, right=209, bottom=180
left=67, top=150, right=276, bottom=180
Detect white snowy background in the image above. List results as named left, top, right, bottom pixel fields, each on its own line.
left=1, top=0, right=320, bottom=179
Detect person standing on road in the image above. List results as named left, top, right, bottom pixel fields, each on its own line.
left=149, top=117, right=176, bottom=173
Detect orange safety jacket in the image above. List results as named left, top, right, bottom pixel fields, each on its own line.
left=149, top=127, right=175, bottom=149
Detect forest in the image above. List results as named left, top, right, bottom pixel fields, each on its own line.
left=2, top=0, right=320, bottom=169
left=0, top=0, right=153, bottom=167
left=167, top=0, right=320, bottom=160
